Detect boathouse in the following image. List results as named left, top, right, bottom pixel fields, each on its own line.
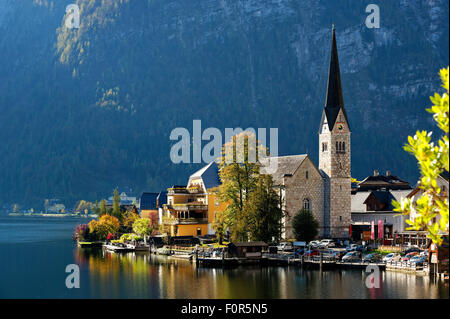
left=228, top=242, right=268, bottom=259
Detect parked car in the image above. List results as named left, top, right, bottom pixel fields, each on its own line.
left=382, top=253, right=401, bottom=263
left=362, top=253, right=382, bottom=262
left=402, top=252, right=419, bottom=261
left=346, top=244, right=359, bottom=251
left=309, top=241, right=321, bottom=248
left=409, top=255, right=427, bottom=265
left=404, top=247, right=421, bottom=254
left=277, top=242, right=294, bottom=252
left=319, top=239, right=336, bottom=248
left=342, top=251, right=361, bottom=262
left=304, top=250, right=320, bottom=257
left=294, top=248, right=304, bottom=256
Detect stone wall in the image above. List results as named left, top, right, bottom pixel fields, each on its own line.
left=283, top=157, right=324, bottom=239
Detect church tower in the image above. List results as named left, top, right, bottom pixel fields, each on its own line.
left=319, top=26, right=351, bottom=238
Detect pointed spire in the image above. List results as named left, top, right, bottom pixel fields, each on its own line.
left=323, top=25, right=349, bottom=131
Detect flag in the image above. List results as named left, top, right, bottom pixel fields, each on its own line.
left=371, top=221, right=375, bottom=240
left=349, top=224, right=352, bottom=237
left=378, top=220, right=384, bottom=240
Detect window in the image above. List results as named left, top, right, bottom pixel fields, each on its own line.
left=336, top=141, right=346, bottom=153
left=339, top=216, right=342, bottom=222
left=322, top=142, right=328, bottom=152
left=197, top=228, right=201, bottom=236
left=303, top=198, right=311, bottom=211
left=305, top=170, right=309, bottom=179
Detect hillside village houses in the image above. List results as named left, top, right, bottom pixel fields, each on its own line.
left=135, top=27, right=439, bottom=243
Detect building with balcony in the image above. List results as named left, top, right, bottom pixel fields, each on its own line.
left=162, top=162, right=227, bottom=237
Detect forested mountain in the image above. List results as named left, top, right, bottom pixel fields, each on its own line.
left=0, top=0, right=448, bottom=209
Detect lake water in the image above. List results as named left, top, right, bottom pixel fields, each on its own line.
left=0, top=216, right=448, bottom=299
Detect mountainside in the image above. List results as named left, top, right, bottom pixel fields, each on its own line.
left=0, top=0, right=448, bottom=209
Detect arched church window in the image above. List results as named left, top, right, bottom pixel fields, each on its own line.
left=303, top=198, right=311, bottom=211
left=306, top=170, right=309, bottom=179
left=342, top=142, right=345, bottom=152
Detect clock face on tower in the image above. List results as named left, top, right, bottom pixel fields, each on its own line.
left=336, top=123, right=345, bottom=132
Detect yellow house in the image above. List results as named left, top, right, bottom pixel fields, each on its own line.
left=162, top=162, right=227, bottom=237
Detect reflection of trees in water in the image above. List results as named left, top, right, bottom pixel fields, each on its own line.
left=71, top=249, right=447, bottom=298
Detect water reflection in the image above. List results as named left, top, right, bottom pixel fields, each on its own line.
left=74, top=248, right=449, bottom=299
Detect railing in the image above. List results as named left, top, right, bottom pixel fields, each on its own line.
left=178, top=218, right=208, bottom=224
left=171, top=203, right=208, bottom=211
left=386, top=260, right=428, bottom=271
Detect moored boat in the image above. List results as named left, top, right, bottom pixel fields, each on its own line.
left=103, top=243, right=134, bottom=253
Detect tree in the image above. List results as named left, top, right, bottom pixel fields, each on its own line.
left=123, top=209, right=140, bottom=228
left=292, top=209, right=319, bottom=242
left=212, top=210, right=228, bottom=245
left=111, top=189, right=122, bottom=220
left=393, top=67, right=449, bottom=245
left=132, top=218, right=155, bottom=244
left=88, top=214, right=120, bottom=240
left=217, top=131, right=268, bottom=242
left=99, top=199, right=107, bottom=217
left=243, top=175, right=283, bottom=243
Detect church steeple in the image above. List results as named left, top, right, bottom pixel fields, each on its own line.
left=323, top=25, right=350, bottom=132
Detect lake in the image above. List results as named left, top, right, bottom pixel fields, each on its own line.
left=0, top=216, right=448, bottom=299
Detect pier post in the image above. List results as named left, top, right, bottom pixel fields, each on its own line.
left=320, top=252, right=323, bottom=271
left=195, top=248, right=199, bottom=267
left=222, top=248, right=225, bottom=267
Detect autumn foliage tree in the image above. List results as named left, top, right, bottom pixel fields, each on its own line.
left=88, top=214, right=120, bottom=240
left=393, top=67, right=449, bottom=245
left=217, top=131, right=282, bottom=242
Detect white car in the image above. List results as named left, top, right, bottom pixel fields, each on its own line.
left=319, top=239, right=335, bottom=248
left=342, top=251, right=360, bottom=262
left=277, top=242, right=293, bottom=252
left=383, top=253, right=401, bottom=263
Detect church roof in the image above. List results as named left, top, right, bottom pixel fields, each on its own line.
left=261, top=155, right=308, bottom=185
left=323, top=26, right=350, bottom=132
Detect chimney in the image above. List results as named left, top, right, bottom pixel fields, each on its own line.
left=386, top=170, right=391, bottom=176
left=374, top=170, right=379, bottom=176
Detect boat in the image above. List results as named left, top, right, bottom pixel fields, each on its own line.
left=103, top=243, right=134, bottom=253
left=126, top=243, right=150, bottom=252
left=169, top=254, right=193, bottom=260
left=156, top=246, right=172, bottom=255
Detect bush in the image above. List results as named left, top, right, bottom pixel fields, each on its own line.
left=292, top=209, right=319, bottom=242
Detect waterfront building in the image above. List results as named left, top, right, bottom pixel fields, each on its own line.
left=107, top=187, right=136, bottom=205
left=161, top=162, right=227, bottom=237
left=350, top=170, right=413, bottom=242
left=139, top=191, right=167, bottom=220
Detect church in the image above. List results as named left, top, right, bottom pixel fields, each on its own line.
left=263, top=26, right=352, bottom=240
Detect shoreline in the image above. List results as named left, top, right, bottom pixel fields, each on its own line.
left=7, top=213, right=98, bottom=218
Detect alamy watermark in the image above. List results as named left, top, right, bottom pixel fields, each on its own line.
left=65, top=264, right=80, bottom=289
left=169, top=120, right=279, bottom=173
left=65, top=4, right=80, bottom=29
left=365, top=4, right=380, bottom=29
left=365, top=264, right=380, bottom=289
